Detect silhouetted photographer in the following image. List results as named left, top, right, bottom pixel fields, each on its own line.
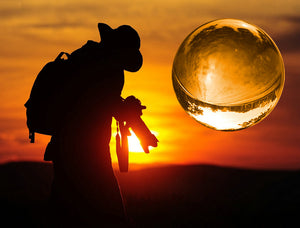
left=25, top=23, right=157, bottom=227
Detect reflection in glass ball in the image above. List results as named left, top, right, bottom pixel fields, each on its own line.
left=172, top=19, right=285, bottom=131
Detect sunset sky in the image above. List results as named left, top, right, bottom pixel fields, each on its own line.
left=0, top=0, right=299, bottom=170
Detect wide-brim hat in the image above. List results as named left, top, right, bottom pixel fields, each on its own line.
left=98, top=23, right=143, bottom=72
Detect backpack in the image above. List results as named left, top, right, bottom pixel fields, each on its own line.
left=25, top=52, right=72, bottom=143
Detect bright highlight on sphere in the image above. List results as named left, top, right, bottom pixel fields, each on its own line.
left=172, top=19, right=285, bottom=131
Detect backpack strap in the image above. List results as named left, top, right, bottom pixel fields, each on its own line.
left=116, top=121, right=130, bottom=172
left=55, top=52, right=70, bottom=61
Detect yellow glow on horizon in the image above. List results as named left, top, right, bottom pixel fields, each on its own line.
left=128, top=130, right=144, bottom=153
left=110, top=116, right=162, bottom=166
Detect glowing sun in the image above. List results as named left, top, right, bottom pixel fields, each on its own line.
left=128, top=130, right=144, bottom=153
left=172, top=19, right=285, bottom=131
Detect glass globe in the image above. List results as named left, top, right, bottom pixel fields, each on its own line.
left=172, top=19, right=285, bottom=131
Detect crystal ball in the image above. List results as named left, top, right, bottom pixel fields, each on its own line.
left=172, top=19, right=285, bottom=131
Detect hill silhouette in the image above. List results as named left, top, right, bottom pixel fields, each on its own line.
left=1, top=161, right=300, bottom=227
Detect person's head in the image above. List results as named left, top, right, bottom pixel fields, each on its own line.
left=98, top=23, right=143, bottom=72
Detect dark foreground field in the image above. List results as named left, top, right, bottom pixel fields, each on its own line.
left=1, top=162, right=300, bottom=227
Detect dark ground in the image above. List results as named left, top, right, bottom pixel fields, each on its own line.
left=0, top=161, right=300, bottom=227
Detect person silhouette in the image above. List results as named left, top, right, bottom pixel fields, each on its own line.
left=47, top=23, right=143, bottom=227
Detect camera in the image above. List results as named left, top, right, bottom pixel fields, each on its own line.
left=116, top=96, right=158, bottom=172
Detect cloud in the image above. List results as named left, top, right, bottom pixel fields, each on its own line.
left=277, top=30, right=300, bottom=53
left=28, top=21, right=86, bottom=30
left=273, top=15, right=300, bottom=53
left=14, top=136, right=30, bottom=145
left=282, top=15, right=300, bottom=24
left=0, top=118, right=29, bottom=146
left=0, top=118, right=26, bottom=132
left=0, top=135, right=9, bottom=146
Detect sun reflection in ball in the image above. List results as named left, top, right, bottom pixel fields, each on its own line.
left=172, top=19, right=285, bottom=131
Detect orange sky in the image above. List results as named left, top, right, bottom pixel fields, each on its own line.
left=0, top=0, right=300, bottom=170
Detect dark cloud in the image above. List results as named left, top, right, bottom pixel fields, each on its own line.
left=275, top=29, right=300, bottom=53
left=14, top=136, right=29, bottom=145
left=0, top=66, right=24, bottom=74
left=276, top=66, right=300, bottom=117
left=282, top=15, right=300, bottom=24
left=0, top=6, right=93, bottom=29
left=28, top=21, right=87, bottom=29
left=273, top=15, right=300, bottom=53
left=0, top=1, right=140, bottom=25
left=0, top=118, right=30, bottom=145
left=0, top=118, right=26, bottom=132
left=0, top=135, right=8, bottom=146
